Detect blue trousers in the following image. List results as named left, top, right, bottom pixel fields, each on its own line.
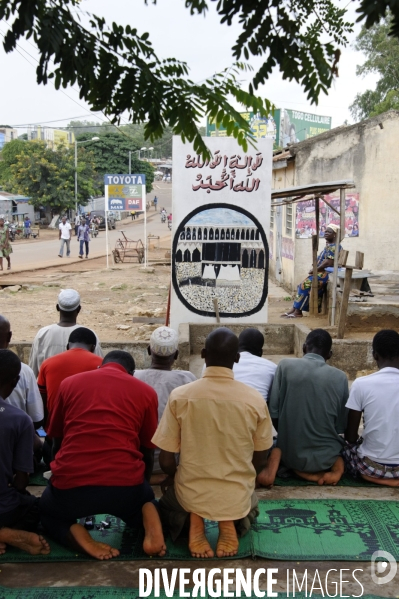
left=79, top=240, right=89, bottom=257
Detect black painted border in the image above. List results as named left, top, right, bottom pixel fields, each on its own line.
left=172, top=203, right=269, bottom=318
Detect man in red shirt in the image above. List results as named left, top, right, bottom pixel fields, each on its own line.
left=39, top=350, right=163, bottom=560
left=37, top=327, right=103, bottom=423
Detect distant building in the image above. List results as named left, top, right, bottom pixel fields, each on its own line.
left=0, top=126, right=18, bottom=149
left=26, top=126, right=75, bottom=148
left=270, top=109, right=399, bottom=290
left=0, top=192, right=37, bottom=222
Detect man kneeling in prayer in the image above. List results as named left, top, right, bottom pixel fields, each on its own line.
left=39, top=351, right=162, bottom=560
left=344, top=330, right=399, bottom=486
left=147, top=328, right=273, bottom=558
left=258, top=329, right=348, bottom=487
left=0, top=350, right=50, bottom=556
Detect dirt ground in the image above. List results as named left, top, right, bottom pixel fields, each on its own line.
left=0, top=252, right=172, bottom=343
left=1, top=231, right=378, bottom=344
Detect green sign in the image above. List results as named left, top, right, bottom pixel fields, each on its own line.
left=279, top=109, right=331, bottom=146
left=206, top=109, right=331, bottom=149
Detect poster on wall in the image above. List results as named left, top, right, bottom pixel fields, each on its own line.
left=171, top=137, right=272, bottom=331
left=295, top=193, right=360, bottom=238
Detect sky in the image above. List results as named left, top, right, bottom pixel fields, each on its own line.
left=0, top=0, right=379, bottom=134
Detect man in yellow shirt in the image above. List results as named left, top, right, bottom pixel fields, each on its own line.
left=143, top=327, right=272, bottom=559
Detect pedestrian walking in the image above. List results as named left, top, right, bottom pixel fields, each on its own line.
left=58, top=216, right=72, bottom=258
left=130, top=210, right=136, bottom=221
left=0, top=217, right=12, bottom=271
left=23, top=216, right=32, bottom=238
left=77, top=218, right=90, bottom=259
left=74, top=214, right=81, bottom=237
left=153, top=196, right=158, bottom=211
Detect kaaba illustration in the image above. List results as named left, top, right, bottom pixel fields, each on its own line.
left=172, top=205, right=268, bottom=318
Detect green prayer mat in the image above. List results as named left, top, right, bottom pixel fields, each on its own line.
left=28, top=467, right=380, bottom=488
left=274, top=472, right=380, bottom=487
left=2, top=499, right=399, bottom=563
left=0, top=589, right=386, bottom=599
left=28, top=463, right=48, bottom=486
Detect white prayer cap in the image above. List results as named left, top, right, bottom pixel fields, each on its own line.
left=58, top=289, right=81, bottom=312
left=150, top=326, right=179, bottom=357
left=326, top=223, right=339, bottom=234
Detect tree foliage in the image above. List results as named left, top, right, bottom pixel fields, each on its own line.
left=0, top=139, right=28, bottom=185
left=69, top=121, right=174, bottom=159
left=2, top=140, right=98, bottom=211
left=0, top=0, right=356, bottom=156
left=350, top=17, right=399, bottom=120
left=76, top=131, right=155, bottom=193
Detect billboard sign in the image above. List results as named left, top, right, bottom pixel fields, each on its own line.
left=170, top=136, right=272, bottom=331
left=278, top=109, right=331, bottom=147
left=104, top=174, right=146, bottom=211
left=206, top=112, right=277, bottom=145
left=206, top=109, right=332, bottom=149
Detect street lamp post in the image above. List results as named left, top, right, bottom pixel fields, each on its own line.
left=75, top=137, right=100, bottom=213
left=128, top=147, right=147, bottom=174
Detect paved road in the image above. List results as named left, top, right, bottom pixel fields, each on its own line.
left=1, top=182, right=172, bottom=274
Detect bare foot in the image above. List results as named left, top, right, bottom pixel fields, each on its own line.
left=142, top=502, right=166, bottom=557
left=294, top=469, right=325, bottom=483
left=257, top=448, right=282, bottom=488
left=216, top=521, right=239, bottom=558
left=69, top=523, right=119, bottom=560
left=361, top=474, right=399, bottom=487
left=150, top=473, right=168, bottom=486
left=0, top=529, right=50, bottom=555
left=318, top=457, right=345, bottom=486
left=189, top=513, right=214, bottom=558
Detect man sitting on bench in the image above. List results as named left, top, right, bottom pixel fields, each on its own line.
left=146, top=328, right=273, bottom=558
left=344, top=330, right=399, bottom=486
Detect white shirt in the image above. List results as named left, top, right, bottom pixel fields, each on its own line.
left=201, top=351, right=277, bottom=402
left=5, top=362, right=44, bottom=423
left=134, top=368, right=196, bottom=473
left=346, top=367, right=399, bottom=464
left=29, top=323, right=103, bottom=376
left=59, top=222, right=72, bottom=239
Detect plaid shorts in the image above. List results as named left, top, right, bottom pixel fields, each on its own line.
left=342, top=439, right=399, bottom=480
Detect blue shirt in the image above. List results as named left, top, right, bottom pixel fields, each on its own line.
left=0, top=399, right=34, bottom=514
left=78, top=224, right=90, bottom=242
left=24, top=220, right=31, bottom=228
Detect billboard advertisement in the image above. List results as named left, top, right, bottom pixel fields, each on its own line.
left=104, top=174, right=146, bottom=211
left=278, top=109, right=332, bottom=147
left=206, top=112, right=277, bottom=145
left=206, top=109, right=332, bottom=149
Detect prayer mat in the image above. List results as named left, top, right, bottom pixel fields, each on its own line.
left=28, top=463, right=48, bottom=486
left=2, top=500, right=399, bottom=562
left=0, top=589, right=386, bottom=599
left=274, top=472, right=380, bottom=487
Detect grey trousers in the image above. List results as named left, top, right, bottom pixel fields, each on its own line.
left=158, top=484, right=259, bottom=542
left=59, top=238, right=70, bottom=256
